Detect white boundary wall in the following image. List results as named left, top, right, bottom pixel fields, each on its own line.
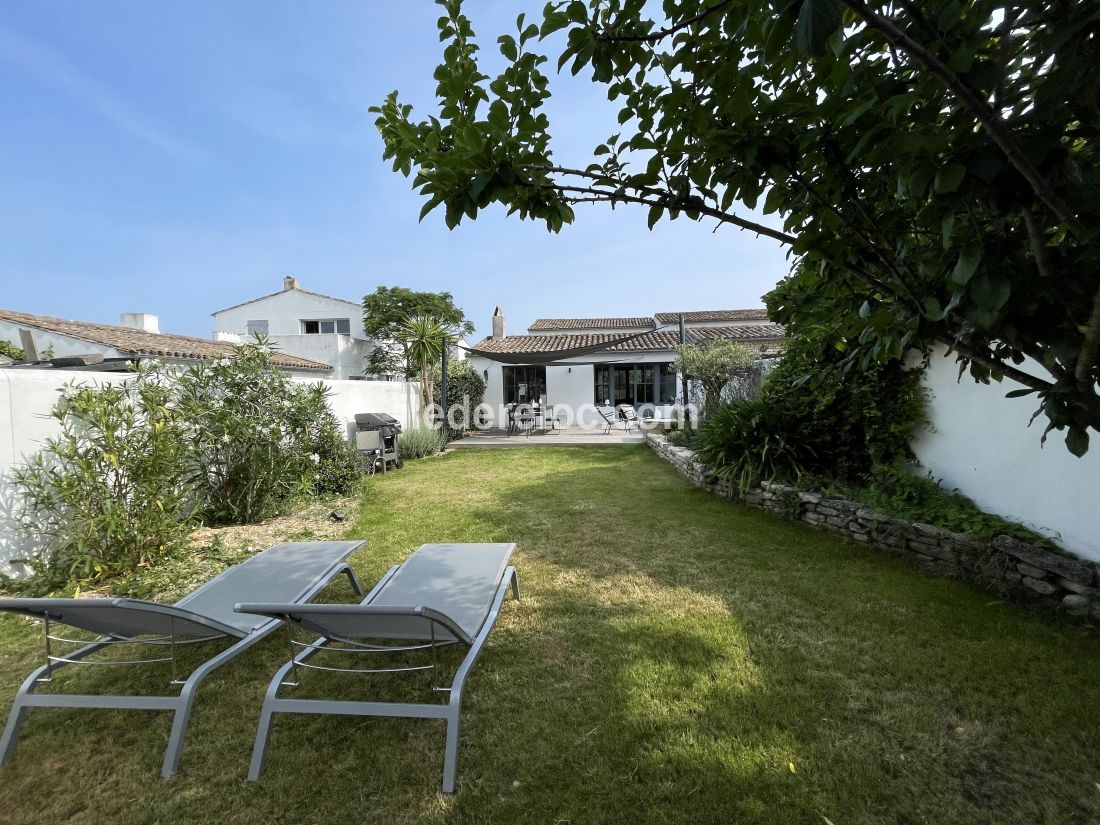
left=0, top=369, right=419, bottom=574
left=912, top=346, right=1100, bottom=562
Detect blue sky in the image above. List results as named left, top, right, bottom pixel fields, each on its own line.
left=0, top=1, right=791, bottom=343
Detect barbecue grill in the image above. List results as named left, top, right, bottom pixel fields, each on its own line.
left=354, top=413, right=403, bottom=472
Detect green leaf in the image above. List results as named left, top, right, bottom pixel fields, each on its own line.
left=794, top=0, right=842, bottom=57
left=941, top=213, right=955, bottom=249
left=950, top=244, right=982, bottom=286
left=647, top=205, right=663, bottom=229
left=934, top=163, right=965, bottom=193
left=970, top=272, right=1011, bottom=312
left=1004, top=388, right=1037, bottom=398
left=498, top=34, right=518, bottom=61
left=763, top=185, right=786, bottom=215
left=1066, top=427, right=1089, bottom=457
left=922, top=296, right=944, bottom=321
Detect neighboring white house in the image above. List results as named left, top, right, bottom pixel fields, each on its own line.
left=212, top=277, right=374, bottom=379
left=0, top=308, right=331, bottom=376
left=465, top=307, right=784, bottom=427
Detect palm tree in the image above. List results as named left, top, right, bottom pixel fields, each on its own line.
left=399, top=314, right=452, bottom=423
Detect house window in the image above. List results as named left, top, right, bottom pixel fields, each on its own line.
left=659, top=362, right=677, bottom=403
left=594, top=362, right=674, bottom=406
left=503, top=365, right=546, bottom=405
left=301, top=319, right=352, bottom=335
left=246, top=320, right=268, bottom=337
left=594, top=364, right=610, bottom=405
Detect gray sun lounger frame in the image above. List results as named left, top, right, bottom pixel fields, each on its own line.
left=0, top=540, right=366, bottom=778
left=235, top=542, right=519, bottom=794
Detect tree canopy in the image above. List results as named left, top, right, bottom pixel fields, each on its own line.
left=676, top=340, right=757, bottom=417
left=362, top=285, right=474, bottom=377
left=371, top=0, right=1099, bottom=454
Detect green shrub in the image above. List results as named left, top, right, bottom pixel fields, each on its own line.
left=174, top=343, right=360, bottom=524
left=0, top=340, right=23, bottom=360
left=804, top=463, right=1057, bottom=546
left=8, top=369, right=197, bottom=592
left=431, top=359, right=486, bottom=439
left=758, top=340, right=927, bottom=483
left=399, top=426, right=444, bottom=459
left=695, top=400, right=813, bottom=495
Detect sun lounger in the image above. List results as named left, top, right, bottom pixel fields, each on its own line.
left=235, top=542, right=519, bottom=793
left=0, top=540, right=366, bottom=778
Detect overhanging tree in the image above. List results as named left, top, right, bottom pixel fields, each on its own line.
left=362, top=285, right=474, bottom=377
left=371, top=0, right=1099, bottom=454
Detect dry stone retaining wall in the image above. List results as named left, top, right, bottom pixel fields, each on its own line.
left=646, top=433, right=1100, bottom=621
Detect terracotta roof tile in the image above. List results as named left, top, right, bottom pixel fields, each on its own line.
left=0, top=309, right=330, bottom=371
left=654, top=308, right=770, bottom=323
left=473, top=323, right=784, bottom=356
left=527, top=317, right=656, bottom=331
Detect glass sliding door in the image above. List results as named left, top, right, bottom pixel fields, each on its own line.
left=593, top=362, right=674, bottom=406
left=503, top=365, right=546, bottom=404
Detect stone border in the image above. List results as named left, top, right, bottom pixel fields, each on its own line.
left=646, top=433, right=1100, bottom=621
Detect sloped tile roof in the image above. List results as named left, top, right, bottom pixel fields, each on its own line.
left=527, top=317, right=656, bottom=331
left=473, top=323, right=784, bottom=356
left=688, top=324, right=786, bottom=341
left=212, top=286, right=361, bottom=315
left=654, top=308, right=770, bottom=323
left=0, top=309, right=330, bottom=371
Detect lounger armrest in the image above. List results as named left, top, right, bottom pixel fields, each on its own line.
left=234, top=602, right=473, bottom=645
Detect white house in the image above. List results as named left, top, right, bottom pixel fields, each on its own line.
left=0, top=308, right=330, bottom=376
left=465, top=307, right=784, bottom=427
left=212, top=277, right=374, bottom=379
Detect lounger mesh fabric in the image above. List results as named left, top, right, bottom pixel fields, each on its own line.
left=235, top=542, right=519, bottom=793
left=0, top=540, right=366, bottom=778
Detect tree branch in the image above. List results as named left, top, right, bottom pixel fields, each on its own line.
left=595, top=0, right=736, bottom=44
left=841, top=0, right=1085, bottom=238
left=534, top=168, right=798, bottom=244
left=941, top=336, right=1055, bottom=393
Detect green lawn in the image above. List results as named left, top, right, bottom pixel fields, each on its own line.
left=1, top=446, right=1099, bottom=824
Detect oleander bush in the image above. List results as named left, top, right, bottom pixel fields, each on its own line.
left=6, top=342, right=361, bottom=591
left=8, top=368, right=197, bottom=592
left=174, top=343, right=361, bottom=524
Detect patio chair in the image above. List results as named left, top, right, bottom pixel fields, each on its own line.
left=597, top=405, right=620, bottom=434
left=235, top=542, right=519, bottom=794
left=617, top=405, right=641, bottom=432
left=0, top=540, right=366, bottom=778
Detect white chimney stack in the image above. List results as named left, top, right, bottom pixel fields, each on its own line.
left=120, top=313, right=160, bottom=334
left=283, top=275, right=299, bottom=291
left=492, top=306, right=505, bottom=340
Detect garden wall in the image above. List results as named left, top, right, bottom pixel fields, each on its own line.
left=646, top=433, right=1100, bottom=622
left=0, top=368, right=419, bottom=575
left=911, top=346, right=1100, bottom=562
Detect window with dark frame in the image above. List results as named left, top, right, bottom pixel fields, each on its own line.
left=301, top=318, right=352, bottom=335
left=503, top=365, right=547, bottom=405
left=593, top=361, right=679, bottom=406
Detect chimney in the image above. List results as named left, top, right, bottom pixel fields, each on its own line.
left=492, top=306, right=505, bottom=340
left=283, top=275, right=299, bottom=291
left=119, top=313, right=160, bottom=334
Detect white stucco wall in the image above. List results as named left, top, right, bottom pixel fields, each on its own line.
left=270, top=334, right=370, bottom=380
left=0, top=368, right=419, bottom=574
left=213, top=289, right=366, bottom=339
left=911, top=346, right=1100, bottom=562
left=213, top=289, right=372, bottom=378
